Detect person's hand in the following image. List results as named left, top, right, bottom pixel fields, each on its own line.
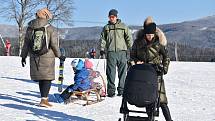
left=21, top=58, right=26, bottom=67
left=130, top=61, right=135, bottom=66
left=136, top=61, right=144, bottom=64
left=100, top=50, right=105, bottom=56
left=59, top=56, right=66, bottom=61
left=163, top=67, right=168, bottom=75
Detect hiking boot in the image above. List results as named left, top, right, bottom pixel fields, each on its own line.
left=107, top=93, right=115, bottom=97
left=39, top=98, right=52, bottom=108
left=117, top=93, right=122, bottom=96
left=117, top=90, right=123, bottom=97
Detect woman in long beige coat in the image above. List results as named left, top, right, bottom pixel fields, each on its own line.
left=21, top=8, right=65, bottom=107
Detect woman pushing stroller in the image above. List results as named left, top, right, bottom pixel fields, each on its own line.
left=129, top=17, right=173, bottom=121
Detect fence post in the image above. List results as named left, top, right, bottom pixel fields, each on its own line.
left=175, top=41, right=179, bottom=61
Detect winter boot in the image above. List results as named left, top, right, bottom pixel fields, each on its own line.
left=160, top=103, right=173, bottom=121
left=39, top=98, right=52, bottom=108
left=60, top=90, right=72, bottom=100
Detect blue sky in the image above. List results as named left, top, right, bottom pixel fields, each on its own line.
left=0, top=0, right=215, bottom=27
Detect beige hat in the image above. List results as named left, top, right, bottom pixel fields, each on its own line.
left=36, top=8, right=52, bottom=20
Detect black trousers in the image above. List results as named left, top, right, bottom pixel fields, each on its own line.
left=60, top=84, right=76, bottom=100
left=38, top=80, right=51, bottom=98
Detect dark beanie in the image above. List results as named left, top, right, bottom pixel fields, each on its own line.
left=109, top=9, right=118, bottom=16
left=144, top=23, right=156, bottom=34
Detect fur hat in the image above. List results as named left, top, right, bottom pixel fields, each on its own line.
left=109, top=9, right=118, bottom=17
left=144, top=23, right=156, bottom=34
left=36, top=8, right=52, bottom=20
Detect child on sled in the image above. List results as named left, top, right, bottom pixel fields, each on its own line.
left=58, top=59, right=91, bottom=103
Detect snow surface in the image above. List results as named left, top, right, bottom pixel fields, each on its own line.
left=199, top=27, right=208, bottom=31
left=0, top=56, right=215, bottom=121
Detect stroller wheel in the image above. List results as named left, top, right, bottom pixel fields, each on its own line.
left=149, top=113, right=155, bottom=121
left=123, top=114, right=129, bottom=121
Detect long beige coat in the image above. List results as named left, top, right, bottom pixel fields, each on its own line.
left=21, top=18, right=61, bottom=81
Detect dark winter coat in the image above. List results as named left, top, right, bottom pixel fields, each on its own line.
left=130, top=30, right=170, bottom=73
left=21, top=18, right=61, bottom=81
left=100, top=19, right=133, bottom=52
left=130, top=29, right=170, bottom=104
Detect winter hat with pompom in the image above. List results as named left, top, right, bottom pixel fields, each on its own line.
left=144, top=23, right=156, bottom=34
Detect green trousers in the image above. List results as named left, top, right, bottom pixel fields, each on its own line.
left=158, top=75, right=168, bottom=104
left=106, top=51, right=127, bottom=95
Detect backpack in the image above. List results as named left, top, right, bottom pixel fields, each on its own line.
left=30, top=24, right=50, bottom=56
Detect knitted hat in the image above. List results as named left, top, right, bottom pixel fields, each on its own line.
left=108, top=9, right=118, bottom=17
left=144, top=23, right=156, bottom=34
left=84, top=59, right=93, bottom=69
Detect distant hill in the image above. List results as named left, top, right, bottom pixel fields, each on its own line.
left=60, top=15, right=215, bottom=48
left=1, top=15, right=215, bottom=48
left=0, top=24, right=18, bottom=38
left=159, top=16, right=215, bottom=48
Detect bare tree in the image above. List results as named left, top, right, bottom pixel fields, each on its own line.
left=0, top=0, right=40, bottom=55
left=40, top=0, right=74, bottom=26
left=0, top=0, right=74, bottom=55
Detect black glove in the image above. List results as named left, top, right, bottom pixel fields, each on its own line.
left=59, top=56, right=66, bottom=61
left=21, top=58, right=26, bottom=67
left=100, top=50, right=105, bottom=56
left=163, top=67, right=168, bottom=75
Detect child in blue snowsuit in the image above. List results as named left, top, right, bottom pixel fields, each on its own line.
left=59, top=59, right=91, bottom=103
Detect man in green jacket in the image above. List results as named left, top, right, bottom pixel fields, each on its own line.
left=100, top=9, right=132, bottom=97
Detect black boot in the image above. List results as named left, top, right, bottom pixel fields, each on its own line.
left=60, top=90, right=72, bottom=100
left=160, top=103, right=173, bottom=121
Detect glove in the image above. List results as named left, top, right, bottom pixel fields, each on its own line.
left=59, top=56, right=66, bottom=61
left=100, top=50, right=105, bottom=56
left=163, top=67, right=168, bottom=75
left=128, top=60, right=135, bottom=66
left=21, top=58, right=26, bottom=67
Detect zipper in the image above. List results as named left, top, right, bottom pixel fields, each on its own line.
left=114, top=24, right=117, bottom=52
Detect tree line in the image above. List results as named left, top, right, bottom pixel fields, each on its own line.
left=1, top=38, right=215, bottom=62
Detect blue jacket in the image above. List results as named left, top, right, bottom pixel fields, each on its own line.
left=69, top=59, right=91, bottom=91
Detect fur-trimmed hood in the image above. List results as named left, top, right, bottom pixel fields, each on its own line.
left=136, top=17, right=167, bottom=46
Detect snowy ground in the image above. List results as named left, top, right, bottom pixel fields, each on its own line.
left=0, top=56, right=215, bottom=121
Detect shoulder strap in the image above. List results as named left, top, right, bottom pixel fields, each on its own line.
left=44, top=24, right=50, bottom=49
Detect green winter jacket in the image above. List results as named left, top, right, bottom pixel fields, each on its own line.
left=100, top=19, right=132, bottom=52
left=130, top=30, right=170, bottom=73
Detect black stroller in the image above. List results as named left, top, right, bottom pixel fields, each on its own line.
left=119, top=64, right=162, bottom=121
